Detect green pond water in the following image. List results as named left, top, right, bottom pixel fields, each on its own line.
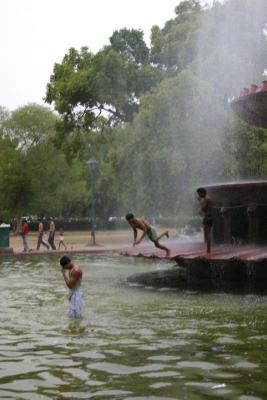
left=0, top=253, right=267, bottom=400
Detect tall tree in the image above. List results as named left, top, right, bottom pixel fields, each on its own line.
left=0, top=104, right=89, bottom=225
left=3, top=103, right=57, bottom=150
left=45, top=29, right=162, bottom=149
left=43, top=0, right=267, bottom=221
left=150, top=0, right=202, bottom=73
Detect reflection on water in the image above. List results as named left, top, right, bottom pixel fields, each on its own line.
left=0, top=253, right=267, bottom=399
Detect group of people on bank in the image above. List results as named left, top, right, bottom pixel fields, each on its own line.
left=20, top=218, right=66, bottom=252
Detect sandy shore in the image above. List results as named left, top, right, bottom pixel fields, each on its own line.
left=9, top=228, right=178, bottom=255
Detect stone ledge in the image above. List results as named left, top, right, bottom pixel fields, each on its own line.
left=0, top=247, right=14, bottom=255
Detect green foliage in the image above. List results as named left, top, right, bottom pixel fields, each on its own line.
left=2, top=103, right=58, bottom=150
left=0, top=138, right=34, bottom=219
left=175, top=0, right=201, bottom=16
left=0, top=106, right=10, bottom=135
left=94, top=0, right=267, bottom=218
left=223, top=118, right=267, bottom=179
left=42, top=0, right=267, bottom=222
left=109, top=28, right=149, bottom=64
left=1, top=0, right=264, bottom=225
left=25, top=143, right=89, bottom=218
left=0, top=104, right=89, bottom=220
left=45, top=29, right=162, bottom=140
left=150, top=0, right=202, bottom=73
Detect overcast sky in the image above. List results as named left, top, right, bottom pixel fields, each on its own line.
left=0, top=0, right=212, bottom=110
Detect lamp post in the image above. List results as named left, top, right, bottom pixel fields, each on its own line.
left=86, top=159, right=98, bottom=245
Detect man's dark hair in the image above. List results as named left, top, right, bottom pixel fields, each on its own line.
left=60, top=256, right=71, bottom=267
left=125, top=213, right=135, bottom=221
left=197, top=187, right=207, bottom=197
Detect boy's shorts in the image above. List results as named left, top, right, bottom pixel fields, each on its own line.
left=203, top=216, right=213, bottom=227
left=147, top=227, right=158, bottom=242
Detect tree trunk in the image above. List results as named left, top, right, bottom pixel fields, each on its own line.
left=15, top=205, right=23, bottom=235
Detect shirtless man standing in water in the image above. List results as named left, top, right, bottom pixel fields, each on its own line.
left=125, top=213, right=170, bottom=257
left=60, top=256, right=83, bottom=318
left=197, top=187, right=213, bottom=254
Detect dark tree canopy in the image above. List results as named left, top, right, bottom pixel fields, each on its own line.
left=2, top=103, right=57, bottom=150
left=150, top=0, right=202, bottom=72
left=109, top=28, right=149, bottom=64
left=0, top=104, right=89, bottom=221
left=45, top=29, right=162, bottom=136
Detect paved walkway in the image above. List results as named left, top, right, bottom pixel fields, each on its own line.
left=0, top=244, right=122, bottom=257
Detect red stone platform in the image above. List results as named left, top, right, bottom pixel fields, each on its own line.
left=120, top=239, right=267, bottom=263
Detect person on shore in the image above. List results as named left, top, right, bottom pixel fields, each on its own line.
left=60, top=256, right=83, bottom=318
left=197, top=187, right=213, bottom=254
left=36, top=218, right=49, bottom=251
left=125, top=213, right=170, bottom=257
left=20, top=219, right=30, bottom=252
left=58, top=228, right=67, bottom=250
left=48, top=219, right=56, bottom=250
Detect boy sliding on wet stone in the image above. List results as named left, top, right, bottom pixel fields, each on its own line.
left=60, top=256, right=83, bottom=318
left=125, top=213, right=170, bottom=257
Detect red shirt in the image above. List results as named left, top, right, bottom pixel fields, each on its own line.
left=22, top=223, right=29, bottom=236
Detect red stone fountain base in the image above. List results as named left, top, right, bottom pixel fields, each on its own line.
left=121, top=239, right=267, bottom=262
left=122, top=240, right=267, bottom=291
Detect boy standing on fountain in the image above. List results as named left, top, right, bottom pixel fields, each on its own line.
left=60, top=256, right=83, bottom=318
left=197, top=187, right=213, bottom=254
left=125, top=213, right=170, bottom=257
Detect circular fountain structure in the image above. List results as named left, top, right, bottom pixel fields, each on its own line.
left=231, top=84, right=267, bottom=128
left=206, top=181, right=267, bottom=244
left=226, top=80, right=267, bottom=244
left=180, top=82, right=267, bottom=290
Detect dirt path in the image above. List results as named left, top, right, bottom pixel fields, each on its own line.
left=10, top=228, right=178, bottom=255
